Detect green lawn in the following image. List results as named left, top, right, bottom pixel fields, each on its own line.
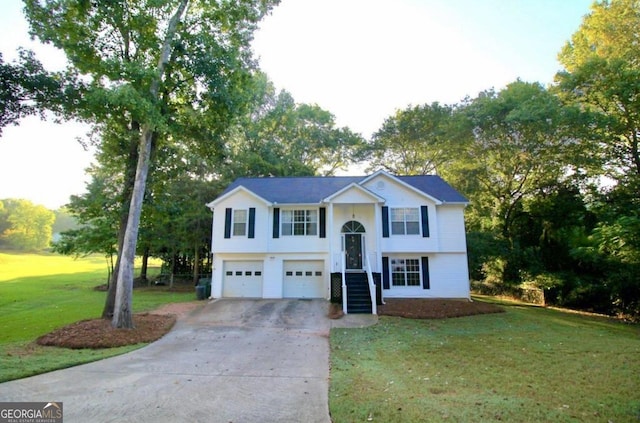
left=330, top=298, right=640, bottom=423
left=0, top=251, right=195, bottom=382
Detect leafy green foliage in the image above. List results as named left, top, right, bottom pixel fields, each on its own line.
left=364, top=102, right=465, bottom=175
left=0, top=199, right=55, bottom=250
left=0, top=50, right=76, bottom=134
left=23, top=0, right=280, bottom=327
left=557, top=0, right=640, bottom=182
left=224, top=75, right=365, bottom=178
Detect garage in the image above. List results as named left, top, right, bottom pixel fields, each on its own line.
left=222, top=261, right=263, bottom=298
left=283, top=260, right=325, bottom=298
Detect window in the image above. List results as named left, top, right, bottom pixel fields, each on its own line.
left=391, top=208, right=420, bottom=235
left=232, top=209, right=247, bottom=236
left=281, top=209, right=317, bottom=236
left=391, top=258, right=421, bottom=287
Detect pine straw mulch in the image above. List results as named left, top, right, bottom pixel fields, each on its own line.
left=329, top=298, right=504, bottom=320
left=36, top=301, right=203, bottom=349
left=378, top=298, right=504, bottom=319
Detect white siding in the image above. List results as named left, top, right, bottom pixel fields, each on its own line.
left=428, top=254, right=470, bottom=297
left=211, top=190, right=269, bottom=253
left=383, top=253, right=469, bottom=299
left=437, top=205, right=468, bottom=252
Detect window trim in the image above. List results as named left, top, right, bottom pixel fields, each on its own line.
left=232, top=209, right=248, bottom=237
left=281, top=209, right=318, bottom=236
left=390, top=207, right=420, bottom=235
left=390, top=257, right=422, bottom=287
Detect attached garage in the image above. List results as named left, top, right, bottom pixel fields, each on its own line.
left=283, top=260, right=325, bottom=298
left=222, top=261, right=263, bottom=298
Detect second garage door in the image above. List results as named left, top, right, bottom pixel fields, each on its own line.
left=283, top=260, right=325, bottom=298
left=222, top=261, right=263, bottom=298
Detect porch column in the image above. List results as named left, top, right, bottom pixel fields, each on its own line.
left=327, top=202, right=334, bottom=272
left=374, top=203, right=383, bottom=272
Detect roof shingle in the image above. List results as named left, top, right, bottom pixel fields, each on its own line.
left=219, top=173, right=467, bottom=205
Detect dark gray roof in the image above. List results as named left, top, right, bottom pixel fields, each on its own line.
left=219, top=174, right=468, bottom=204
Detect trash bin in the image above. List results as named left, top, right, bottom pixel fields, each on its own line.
left=197, top=277, right=211, bottom=299
left=195, top=284, right=206, bottom=300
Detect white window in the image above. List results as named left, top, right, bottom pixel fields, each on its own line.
left=391, top=208, right=420, bottom=235
left=232, top=209, right=247, bottom=236
left=391, top=258, right=421, bottom=287
left=282, top=209, right=317, bottom=236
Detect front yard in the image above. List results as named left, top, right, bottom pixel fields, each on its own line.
left=330, top=298, right=640, bottom=422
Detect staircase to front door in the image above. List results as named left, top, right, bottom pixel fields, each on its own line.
left=345, top=272, right=372, bottom=314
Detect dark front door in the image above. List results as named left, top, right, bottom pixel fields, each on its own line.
left=345, top=234, right=362, bottom=270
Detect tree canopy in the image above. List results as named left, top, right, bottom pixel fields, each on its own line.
left=0, top=199, right=55, bottom=250
left=557, top=0, right=640, bottom=185
left=363, top=102, right=463, bottom=175
left=24, top=0, right=279, bottom=328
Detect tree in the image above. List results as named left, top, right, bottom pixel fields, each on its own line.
left=24, top=0, right=279, bottom=328
left=52, top=166, right=123, bottom=283
left=555, top=0, right=640, bottom=316
left=224, top=75, right=365, bottom=178
left=455, top=81, right=579, bottom=283
left=557, top=0, right=640, bottom=185
left=363, top=102, right=464, bottom=175
left=0, top=199, right=55, bottom=250
left=0, top=50, right=73, bottom=135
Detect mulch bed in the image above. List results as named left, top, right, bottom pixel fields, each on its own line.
left=378, top=298, right=504, bottom=319
left=36, top=313, right=177, bottom=349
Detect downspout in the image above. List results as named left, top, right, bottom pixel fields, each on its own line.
left=209, top=208, right=215, bottom=298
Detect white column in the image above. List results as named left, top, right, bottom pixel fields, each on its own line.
left=327, top=202, right=334, bottom=271
left=374, top=203, right=383, bottom=272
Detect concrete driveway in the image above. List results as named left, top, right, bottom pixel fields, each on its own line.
left=0, top=299, right=335, bottom=423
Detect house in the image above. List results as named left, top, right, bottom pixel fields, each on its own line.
left=206, top=170, right=470, bottom=314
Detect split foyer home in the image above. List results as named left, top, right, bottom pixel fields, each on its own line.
left=206, top=170, right=470, bottom=314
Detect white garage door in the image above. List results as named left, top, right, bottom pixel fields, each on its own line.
left=222, top=261, right=263, bottom=298
left=283, top=260, right=325, bottom=298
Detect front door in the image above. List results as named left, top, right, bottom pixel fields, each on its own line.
left=345, top=233, right=362, bottom=270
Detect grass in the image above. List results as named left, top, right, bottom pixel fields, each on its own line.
left=330, top=297, right=640, bottom=423
left=0, top=251, right=195, bottom=382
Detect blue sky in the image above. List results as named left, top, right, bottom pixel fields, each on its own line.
left=0, top=0, right=593, bottom=208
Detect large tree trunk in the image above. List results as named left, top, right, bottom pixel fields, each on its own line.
left=111, top=0, right=190, bottom=329
left=112, top=130, right=154, bottom=328
left=102, top=122, right=140, bottom=319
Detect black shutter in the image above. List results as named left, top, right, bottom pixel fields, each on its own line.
left=272, top=207, right=280, bottom=238
left=319, top=207, right=326, bottom=238
left=382, top=206, right=389, bottom=238
left=248, top=208, right=256, bottom=239
left=421, top=256, right=430, bottom=289
left=224, top=208, right=232, bottom=239
left=382, top=256, right=390, bottom=289
left=421, top=205, right=430, bottom=237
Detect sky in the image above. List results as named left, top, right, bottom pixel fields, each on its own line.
left=0, top=0, right=593, bottom=209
